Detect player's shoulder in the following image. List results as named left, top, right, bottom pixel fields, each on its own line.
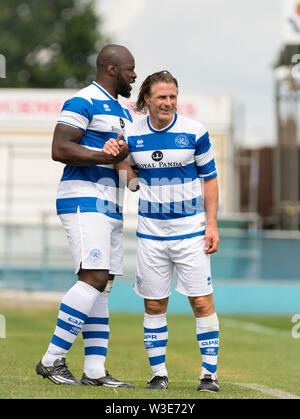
left=127, top=115, right=148, bottom=137
left=64, top=83, right=95, bottom=107
left=59, top=84, right=97, bottom=120
left=175, top=114, right=208, bottom=138
left=73, top=82, right=114, bottom=104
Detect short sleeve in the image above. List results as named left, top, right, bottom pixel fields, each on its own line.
left=57, top=97, right=94, bottom=131
left=194, top=129, right=217, bottom=179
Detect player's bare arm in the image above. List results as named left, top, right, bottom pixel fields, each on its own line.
left=52, top=123, right=129, bottom=166
left=114, top=160, right=139, bottom=192
left=203, top=177, right=219, bottom=254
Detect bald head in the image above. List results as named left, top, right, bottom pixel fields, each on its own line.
left=95, top=44, right=136, bottom=99
left=96, top=44, right=134, bottom=73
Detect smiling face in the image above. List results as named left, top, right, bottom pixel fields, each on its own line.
left=145, top=81, right=178, bottom=129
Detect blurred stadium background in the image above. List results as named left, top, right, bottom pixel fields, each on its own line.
left=0, top=0, right=300, bottom=316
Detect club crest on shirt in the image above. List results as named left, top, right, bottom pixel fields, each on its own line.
left=89, top=249, right=102, bottom=261
left=136, top=276, right=142, bottom=288
left=175, top=134, right=189, bottom=147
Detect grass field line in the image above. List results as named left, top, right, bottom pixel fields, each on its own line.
left=228, top=382, right=300, bottom=399
left=222, top=318, right=291, bottom=337
left=129, top=379, right=300, bottom=399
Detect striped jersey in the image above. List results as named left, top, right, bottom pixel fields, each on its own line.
left=55, top=82, right=133, bottom=220
left=127, top=113, right=217, bottom=240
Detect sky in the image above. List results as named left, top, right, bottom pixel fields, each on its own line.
left=96, top=0, right=284, bottom=148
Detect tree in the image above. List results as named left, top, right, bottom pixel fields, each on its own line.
left=0, top=0, right=110, bottom=88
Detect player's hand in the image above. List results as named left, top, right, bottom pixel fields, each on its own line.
left=204, top=222, right=219, bottom=254
left=102, top=137, right=120, bottom=156
left=103, top=132, right=129, bottom=162
left=114, top=140, right=129, bottom=162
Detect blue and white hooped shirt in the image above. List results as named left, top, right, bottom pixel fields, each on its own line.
left=126, top=113, right=217, bottom=240
left=55, top=82, right=133, bottom=220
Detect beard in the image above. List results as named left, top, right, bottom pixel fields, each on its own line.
left=117, top=73, right=131, bottom=98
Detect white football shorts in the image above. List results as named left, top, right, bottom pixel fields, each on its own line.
left=59, top=209, right=123, bottom=275
left=134, top=235, right=213, bottom=299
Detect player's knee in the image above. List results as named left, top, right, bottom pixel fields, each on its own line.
left=144, top=298, right=168, bottom=315
left=189, top=295, right=214, bottom=317
left=78, top=269, right=109, bottom=292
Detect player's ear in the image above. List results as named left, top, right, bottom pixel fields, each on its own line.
left=144, top=94, right=150, bottom=106
left=107, top=63, right=118, bottom=76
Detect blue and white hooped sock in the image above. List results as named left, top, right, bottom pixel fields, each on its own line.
left=196, top=313, right=219, bottom=376
left=82, top=292, right=110, bottom=378
left=42, top=281, right=100, bottom=367
left=144, top=312, right=168, bottom=377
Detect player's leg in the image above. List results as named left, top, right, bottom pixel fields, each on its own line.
left=189, top=294, right=220, bottom=392
left=134, top=238, right=172, bottom=390
left=81, top=218, right=134, bottom=388
left=144, top=297, right=169, bottom=389
left=173, top=235, right=220, bottom=392
left=78, top=268, right=109, bottom=292
left=36, top=274, right=102, bottom=385
left=81, top=274, right=112, bottom=382
left=81, top=219, right=120, bottom=378
left=37, top=211, right=111, bottom=385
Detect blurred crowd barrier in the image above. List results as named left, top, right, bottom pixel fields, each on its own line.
left=0, top=222, right=299, bottom=293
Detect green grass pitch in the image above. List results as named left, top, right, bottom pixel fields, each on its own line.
left=0, top=308, right=299, bottom=399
